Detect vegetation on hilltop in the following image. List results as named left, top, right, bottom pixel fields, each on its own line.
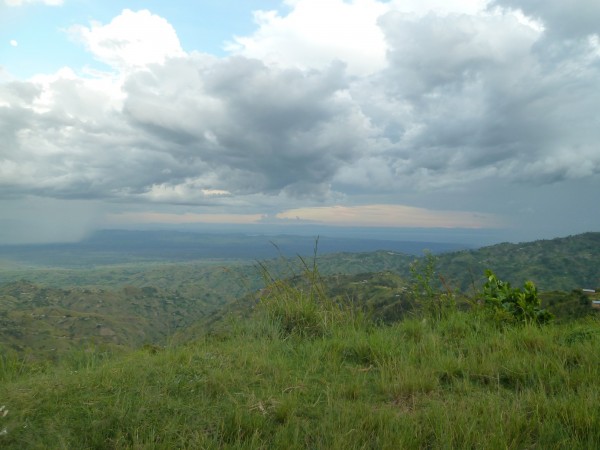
left=0, top=281, right=221, bottom=358
left=3, top=231, right=599, bottom=358
left=0, top=265, right=598, bottom=449
left=436, top=232, right=600, bottom=291
left=312, top=232, right=600, bottom=293
left=1, top=232, right=598, bottom=295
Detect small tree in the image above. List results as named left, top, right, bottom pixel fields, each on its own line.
left=482, top=270, right=553, bottom=325
left=409, top=251, right=455, bottom=320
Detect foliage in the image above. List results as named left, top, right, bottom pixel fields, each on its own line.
left=409, top=251, right=456, bottom=320
left=541, top=289, right=599, bottom=322
left=437, top=232, right=600, bottom=292
left=0, top=280, right=226, bottom=358
left=481, top=270, right=554, bottom=325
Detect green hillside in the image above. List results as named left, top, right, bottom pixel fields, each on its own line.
left=436, top=232, right=600, bottom=292
left=1, top=273, right=599, bottom=448
left=180, top=270, right=414, bottom=342
left=263, top=232, right=600, bottom=294
left=1, top=233, right=599, bottom=447
left=0, top=281, right=219, bottom=358
left=2, top=232, right=599, bottom=360
left=2, top=232, right=598, bottom=295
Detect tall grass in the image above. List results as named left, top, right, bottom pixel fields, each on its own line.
left=0, top=268, right=599, bottom=448
left=255, top=251, right=368, bottom=339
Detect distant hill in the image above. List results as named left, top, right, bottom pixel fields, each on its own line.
left=435, top=232, right=600, bottom=292
left=311, top=232, right=600, bottom=292
left=0, top=229, right=469, bottom=268
left=1, top=232, right=598, bottom=359
left=183, top=232, right=600, bottom=341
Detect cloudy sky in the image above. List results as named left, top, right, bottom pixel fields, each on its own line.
left=1, top=0, right=599, bottom=244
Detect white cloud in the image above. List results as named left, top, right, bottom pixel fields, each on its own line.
left=226, top=0, right=495, bottom=77
left=27, top=66, right=124, bottom=115
left=139, top=181, right=232, bottom=204
left=9, top=40, right=18, bottom=47
left=68, top=9, right=185, bottom=71
left=227, top=0, right=389, bottom=76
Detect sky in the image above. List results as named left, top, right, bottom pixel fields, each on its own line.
left=1, top=0, right=599, bottom=245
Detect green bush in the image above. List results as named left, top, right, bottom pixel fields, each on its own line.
left=482, top=270, right=554, bottom=325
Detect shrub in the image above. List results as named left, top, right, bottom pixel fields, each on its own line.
left=481, top=270, right=554, bottom=325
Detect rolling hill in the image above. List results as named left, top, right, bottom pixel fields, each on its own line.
left=0, top=231, right=598, bottom=359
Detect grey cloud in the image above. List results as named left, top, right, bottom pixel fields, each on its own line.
left=1, top=6, right=599, bottom=215
left=491, top=0, right=600, bottom=39
left=357, top=9, right=600, bottom=189
left=1, top=92, right=182, bottom=200
left=1, top=54, right=374, bottom=205
left=0, top=81, right=40, bottom=106
left=122, top=56, right=369, bottom=196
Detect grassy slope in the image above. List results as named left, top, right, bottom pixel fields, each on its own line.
left=187, top=271, right=414, bottom=339
left=1, top=305, right=599, bottom=448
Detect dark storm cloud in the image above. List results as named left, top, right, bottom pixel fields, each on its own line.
left=0, top=54, right=375, bottom=206
left=122, top=56, right=371, bottom=198
left=0, top=77, right=189, bottom=200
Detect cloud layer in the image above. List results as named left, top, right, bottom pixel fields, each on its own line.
left=1, top=1, right=599, bottom=237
